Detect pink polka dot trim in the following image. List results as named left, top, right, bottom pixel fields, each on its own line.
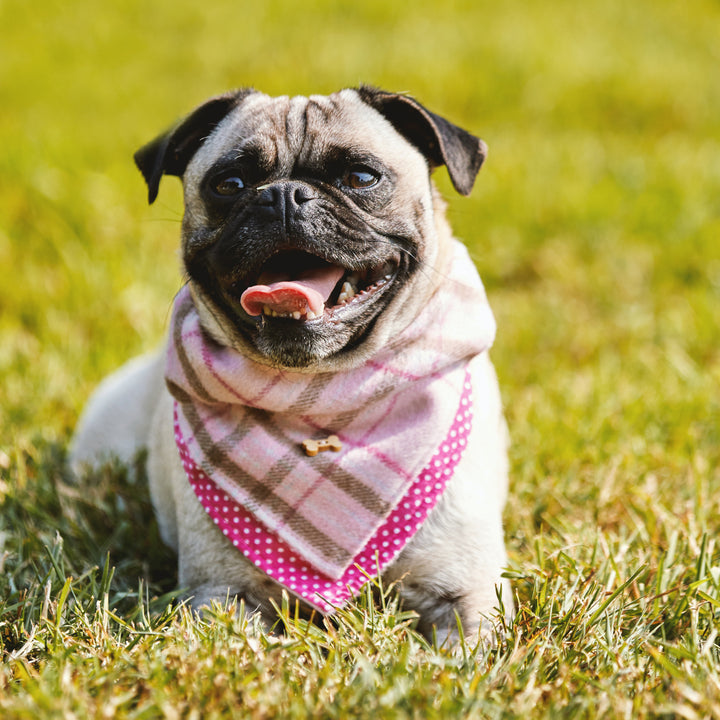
left=175, top=371, right=473, bottom=613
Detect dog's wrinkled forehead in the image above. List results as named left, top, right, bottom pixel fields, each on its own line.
left=183, top=89, right=429, bottom=189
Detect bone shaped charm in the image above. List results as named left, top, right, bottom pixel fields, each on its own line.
left=302, top=435, right=342, bottom=457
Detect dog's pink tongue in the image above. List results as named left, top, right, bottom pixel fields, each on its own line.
left=241, top=264, right=345, bottom=317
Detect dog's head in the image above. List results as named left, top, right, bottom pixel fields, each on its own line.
left=135, top=87, right=486, bottom=371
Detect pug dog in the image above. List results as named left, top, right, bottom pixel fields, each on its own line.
left=71, top=87, right=512, bottom=643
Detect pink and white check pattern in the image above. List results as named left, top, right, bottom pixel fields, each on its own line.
left=175, top=373, right=473, bottom=612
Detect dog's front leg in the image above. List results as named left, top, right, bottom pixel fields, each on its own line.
left=173, top=472, right=283, bottom=623
left=383, top=530, right=512, bottom=648
left=148, top=390, right=280, bottom=625
left=381, top=390, right=514, bottom=648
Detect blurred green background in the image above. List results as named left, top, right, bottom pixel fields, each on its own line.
left=1, top=0, right=719, bottom=512
left=2, top=4, right=719, bottom=710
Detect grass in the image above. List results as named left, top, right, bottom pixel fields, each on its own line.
left=1, top=0, right=720, bottom=716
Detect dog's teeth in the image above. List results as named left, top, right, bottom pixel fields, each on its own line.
left=306, top=304, right=324, bottom=320
left=263, top=306, right=272, bottom=316
left=338, top=280, right=358, bottom=304
left=292, top=311, right=301, bottom=320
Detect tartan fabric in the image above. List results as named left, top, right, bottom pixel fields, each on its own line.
left=165, top=240, right=496, bottom=579
left=174, top=370, right=473, bottom=612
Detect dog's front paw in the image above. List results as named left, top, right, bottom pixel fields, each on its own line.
left=185, top=583, right=277, bottom=631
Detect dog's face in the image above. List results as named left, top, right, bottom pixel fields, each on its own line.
left=135, top=87, right=486, bottom=370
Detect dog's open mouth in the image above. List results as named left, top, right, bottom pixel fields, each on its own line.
left=237, top=251, right=398, bottom=322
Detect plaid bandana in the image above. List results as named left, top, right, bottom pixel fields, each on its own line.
left=165, top=241, right=496, bottom=603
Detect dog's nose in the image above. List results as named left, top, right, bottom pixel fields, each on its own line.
left=256, top=181, right=317, bottom=223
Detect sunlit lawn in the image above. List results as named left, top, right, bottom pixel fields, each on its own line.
left=1, top=0, right=719, bottom=716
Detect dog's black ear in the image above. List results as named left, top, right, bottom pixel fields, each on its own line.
left=134, top=89, right=255, bottom=204
left=357, top=86, right=486, bottom=196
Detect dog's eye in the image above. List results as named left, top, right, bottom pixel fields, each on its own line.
left=213, top=175, right=245, bottom=196
left=342, top=167, right=379, bottom=190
